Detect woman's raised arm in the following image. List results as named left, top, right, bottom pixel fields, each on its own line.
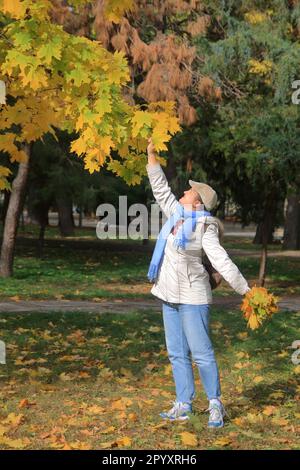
left=146, top=138, right=179, bottom=218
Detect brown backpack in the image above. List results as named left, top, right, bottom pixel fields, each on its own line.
left=201, top=223, right=223, bottom=290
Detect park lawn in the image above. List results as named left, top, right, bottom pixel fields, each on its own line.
left=14, top=222, right=283, bottom=251
left=0, top=232, right=299, bottom=301
left=0, top=306, right=299, bottom=450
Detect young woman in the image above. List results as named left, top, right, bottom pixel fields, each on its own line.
left=146, top=138, right=250, bottom=428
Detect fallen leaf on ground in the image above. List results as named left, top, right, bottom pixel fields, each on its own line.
left=213, top=437, right=232, bottom=447
left=19, top=398, right=36, bottom=408
left=179, top=432, right=198, bottom=447
left=253, top=376, right=264, bottom=384
left=262, top=406, right=277, bottom=416
left=2, top=413, right=25, bottom=427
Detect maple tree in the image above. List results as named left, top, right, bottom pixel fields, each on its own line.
left=0, top=0, right=181, bottom=188
left=0, top=0, right=181, bottom=276
left=49, top=0, right=223, bottom=220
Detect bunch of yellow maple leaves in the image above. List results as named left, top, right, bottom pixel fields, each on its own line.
left=240, top=286, right=280, bottom=330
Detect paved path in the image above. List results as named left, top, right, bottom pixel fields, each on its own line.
left=0, top=295, right=299, bottom=314
left=227, top=249, right=300, bottom=258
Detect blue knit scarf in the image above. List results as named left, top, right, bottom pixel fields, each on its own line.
left=147, top=202, right=211, bottom=282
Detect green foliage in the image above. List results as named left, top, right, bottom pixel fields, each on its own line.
left=172, top=0, right=300, bottom=227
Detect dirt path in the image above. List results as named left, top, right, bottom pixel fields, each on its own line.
left=0, top=295, right=299, bottom=314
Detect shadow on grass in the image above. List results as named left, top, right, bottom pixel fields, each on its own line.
left=0, top=307, right=298, bottom=388
left=242, top=380, right=297, bottom=407
left=0, top=310, right=165, bottom=384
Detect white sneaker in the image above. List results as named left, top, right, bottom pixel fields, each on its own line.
left=160, top=400, right=193, bottom=421
left=206, top=399, right=227, bottom=428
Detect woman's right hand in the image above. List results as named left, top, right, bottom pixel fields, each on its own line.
left=147, top=137, right=158, bottom=165
left=147, top=137, right=156, bottom=157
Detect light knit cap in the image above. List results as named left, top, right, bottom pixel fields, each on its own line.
left=188, top=180, right=218, bottom=211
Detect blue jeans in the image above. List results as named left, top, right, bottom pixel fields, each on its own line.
left=162, top=301, right=221, bottom=403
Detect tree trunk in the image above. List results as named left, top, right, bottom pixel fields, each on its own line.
left=78, top=205, right=83, bottom=228
left=142, top=209, right=150, bottom=246
left=38, top=224, right=46, bottom=258
left=258, top=242, right=268, bottom=287
left=257, top=189, right=277, bottom=286
left=0, top=144, right=31, bottom=277
left=282, top=193, right=300, bottom=250
left=253, top=220, right=274, bottom=245
left=56, top=195, right=75, bottom=236
left=35, top=202, right=50, bottom=258
left=1, top=190, right=10, bottom=226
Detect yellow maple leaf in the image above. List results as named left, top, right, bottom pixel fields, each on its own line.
left=9, top=295, right=20, bottom=302
left=253, top=376, right=264, bottom=384
left=262, top=406, right=276, bottom=416
left=180, top=431, right=198, bottom=447
left=131, top=110, right=153, bottom=138
left=127, top=413, right=138, bottom=421
left=232, top=417, right=244, bottom=426
left=2, top=0, right=27, bottom=18
left=99, top=426, right=115, bottom=434
left=86, top=405, right=105, bottom=415
left=245, top=412, right=263, bottom=423
left=10, top=148, right=29, bottom=163
left=98, top=135, right=115, bottom=154
left=84, top=158, right=99, bottom=173
left=164, top=364, right=172, bottom=376
left=111, top=397, right=132, bottom=410
left=0, top=436, right=30, bottom=449
left=84, top=149, right=107, bottom=173
left=271, top=417, right=289, bottom=426
left=294, top=365, right=300, bottom=374
left=71, top=136, right=86, bottom=156
left=213, top=437, right=232, bottom=447
left=69, top=441, right=91, bottom=450
left=115, top=436, right=132, bottom=447
left=2, top=413, right=25, bottom=427
left=116, top=411, right=127, bottom=420
left=141, top=399, right=154, bottom=406
left=167, top=115, right=182, bottom=135
left=98, top=441, right=116, bottom=449
left=75, top=113, right=85, bottom=132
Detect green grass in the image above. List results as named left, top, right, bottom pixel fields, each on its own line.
left=231, top=256, right=300, bottom=296
left=1, top=237, right=152, bottom=300
left=0, top=226, right=298, bottom=300
left=0, top=306, right=299, bottom=449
